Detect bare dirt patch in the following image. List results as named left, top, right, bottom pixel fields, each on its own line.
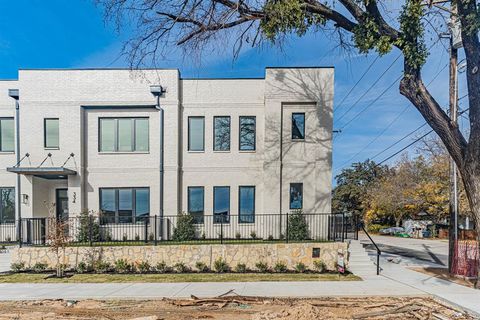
left=0, top=296, right=475, bottom=320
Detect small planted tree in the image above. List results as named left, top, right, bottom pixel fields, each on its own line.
left=287, top=210, right=309, bottom=241
left=172, top=212, right=196, bottom=241
left=45, top=202, right=70, bottom=278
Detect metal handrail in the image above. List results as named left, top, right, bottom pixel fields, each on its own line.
left=361, top=225, right=382, bottom=275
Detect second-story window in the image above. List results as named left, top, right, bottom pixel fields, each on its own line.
left=44, top=118, right=59, bottom=149
left=239, top=116, right=256, bottom=151
left=0, top=118, right=14, bottom=152
left=188, top=116, right=204, bottom=151
left=99, top=118, right=149, bottom=152
left=292, top=113, right=305, bottom=140
left=213, top=116, right=230, bottom=151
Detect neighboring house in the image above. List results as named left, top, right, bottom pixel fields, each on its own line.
left=0, top=67, right=333, bottom=241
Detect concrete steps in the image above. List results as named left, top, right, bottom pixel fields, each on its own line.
left=348, top=240, right=379, bottom=277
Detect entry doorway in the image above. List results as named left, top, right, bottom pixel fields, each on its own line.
left=55, top=189, right=69, bottom=221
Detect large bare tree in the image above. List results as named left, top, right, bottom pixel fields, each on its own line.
left=96, top=0, right=480, bottom=284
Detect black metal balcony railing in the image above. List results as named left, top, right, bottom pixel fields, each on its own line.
left=0, top=213, right=357, bottom=246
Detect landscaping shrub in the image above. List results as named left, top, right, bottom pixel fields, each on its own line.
left=213, top=258, right=230, bottom=273
left=94, top=261, right=112, bottom=274
left=122, top=233, right=128, bottom=242
left=10, top=262, right=25, bottom=273
left=136, top=261, right=151, bottom=273
left=114, top=259, right=132, bottom=274
left=313, top=260, right=326, bottom=273
left=104, top=232, right=113, bottom=242
left=235, top=232, right=241, bottom=240
left=250, top=231, right=257, bottom=240
left=267, top=235, right=274, bottom=241
left=134, top=234, right=140, bottom=241
left=32, top=262, right=48, bottom=273
left=255, top=261, right=270, bottom=273
left=234, top=263, right=247, bottom=273
left=294, top=262, right=307, bottom=273
left=174, top=262, right=190, bottom=273
left=287, top=210, right=309, bottom=240
left=273, top=261, right=288, bottom=273
left=76, top=261, right=90, bottom=274
left=156, top=261, right=171, bottom=273
left=367, top=224, right=390, bottom=234
left=195, top=261, right=209, bottom=272
left=149, top=233, right=155, bottom=241
left=172, top=212, right=196, bottom=241
left=76, top=210, right=100, bottom=243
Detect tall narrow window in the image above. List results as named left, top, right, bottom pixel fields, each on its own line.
left=290, top=183, right=303, bottom=210
left=214, top=116, right=230, bottom=151
left=292, top=113, right=305, bottom=140
left=213, top=186, right=230, bottom=223
left=188, top=187, right=204, bottom=223
left=239, top=186, right=255, bottom=223
left=239, top=116, right=256, bottom=151
left=0, top=187, right=15, bottom=223
left=99, top=118, right=149, bottom=152
left=99, top=188, right=150, bottom=224
left=188, top=117, right=204, bottom=151
left=44, top=118, right=59, bottom=149
left=0, top=118, right=14, bottom=152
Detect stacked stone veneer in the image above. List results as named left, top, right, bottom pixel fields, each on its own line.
left=13, top=242, right=348, bottom=271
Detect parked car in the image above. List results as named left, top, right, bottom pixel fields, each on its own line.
left=379, top=227, right=405, bottom=235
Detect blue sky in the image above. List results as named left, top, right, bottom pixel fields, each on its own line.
left=0, top=0, right=469, bottom=181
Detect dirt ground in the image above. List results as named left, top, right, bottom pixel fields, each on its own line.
left=0, top=296, right=476, bottom=320
left=409, top=267, right=476, bottom=288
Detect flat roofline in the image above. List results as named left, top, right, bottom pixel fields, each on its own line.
left=19, top=68, right=179, bottom=71
left=181, top=77, right=265, bottom=80
left=265, top=66, right=335, bottom=69
left=0, top=79, right=18, bottom=81
left=7, top=167, right=77, bottom=176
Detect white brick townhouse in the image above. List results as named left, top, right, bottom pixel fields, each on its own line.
left=0, top=67, right=333, bottom=241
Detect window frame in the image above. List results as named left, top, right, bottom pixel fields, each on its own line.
left=0, top=187, right=15, bottom=224
left=213, top=186, right=230, bottom=224
left=239, top=116, right=256, bottom=151
left=187, top=186, right=205, bottom=224
left=238, top=186, right=255, bottom=224
left=44, top=118, right=60, bottom=149
left=188, top=116, right=205, bottom=152
left=291, top=112, right=306, bottom=140
left=99, top=187, right=150, bottom=224
left=0, top=117, right=14, bottom=152
left=98, top=117, right=149, bottom=153
left=213, top=116, right=231, bottom=152
left=289, top=183, right=304, bottom=210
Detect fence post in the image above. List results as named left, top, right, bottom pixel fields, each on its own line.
left=220, top=216, right=224, bottom=244
left=286, top=211, right=289, bottom=243
left=88, top=215, right=93, bottom=247
left=144, top=218, right=148, bottom=244
left=154, top=215, right=158, bottom=246
left=18, top=218, right=22, bottom=248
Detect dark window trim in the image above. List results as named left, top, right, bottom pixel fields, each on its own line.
left=289, top=183, right=303, bottom=210
left=213, top=186, right=230, bottom=224
left=98, top=117, right=149, bottom=153
left=188, top=116, right=205, bottom=152
left=0, top=187, right=15, bottom=224
left=0, top=117, right=14, bottom=152
left=213, top=116, right=231, bottom=151
left=44, top=118, right=60, bottom=149
left=239, top=116, right=256, bottom=151
left=291, top=112, right=305, bottom=140
left=99, top=187, right=150, bottom=224
left=238, top=186, right=255, bottom=224
left=187, top=186, right=205, bottom=224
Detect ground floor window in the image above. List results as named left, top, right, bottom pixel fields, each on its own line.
left=99, top=188, right=149, bottom=224
left=289, top=183, right=303, bottom=210
left=213, top=186, right=230, bottom=223
left=188, top=186, right=204, bottom=223
left=0, top=187, right=14, bottom=223
left=239, top=186, right=255, bottom=223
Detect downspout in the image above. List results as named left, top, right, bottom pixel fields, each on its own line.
left=279, top=104, right=283, bottom=236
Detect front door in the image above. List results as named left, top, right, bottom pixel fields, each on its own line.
left=56, top=189, right=69, bottom=221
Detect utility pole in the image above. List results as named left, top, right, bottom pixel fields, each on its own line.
left=448, top=2, right=459, bottom=273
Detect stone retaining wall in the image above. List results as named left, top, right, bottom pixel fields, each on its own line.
left=12, top=242, right=348, bottom=271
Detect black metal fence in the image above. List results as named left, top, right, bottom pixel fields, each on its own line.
left=0, top=212, right=358, bottom=246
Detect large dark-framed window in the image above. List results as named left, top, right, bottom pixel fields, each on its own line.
left=99, top=187, right=150, bottom=224
left=292, top=113, right=305, bottom=140
left=213, top=116, right=231, bottom=151
left=188, top=116, right=205, bottom=151
left=44, top=118, right=60, bottom=149
left=0, top=187, right=15, bottom=224
left=0, top=118, right=14, bottom=152
left=239, top=116, right=256, bottom=151
left=188, top=186, right=204, bottom=223
left=289, top=183, right=303, bottom=210
left=239, top=186, right=255, bottom=223
left=99, top=117, right=149, bottom=152
left=213, top=186, right=230, bottom=223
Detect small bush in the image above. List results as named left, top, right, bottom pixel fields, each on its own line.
left=32, top=262, right=48, bottom=273
left=294, top=262, right=307, bottom=273
left=114, top=259, right=132, bottom=274
left=313, top=260, right=326, bottom=273
left=235, top=232, right=241, bottom=240
left=195, top=261, right=209, bottom=272
left=172, top=212, right=196, bottom=241
left=122, top=233, right=128, bottom=242
left=367, top=224, right=391, bottom=234
left=105, top=232, right=113, bottom=242
left=134, top=234, right=140, bottom=241
left=76, top=261, right=90, bottom=274
left=76, top=210, right=100, bottom=243
left=174, top=262, right=191, bottom=273
left=156, top=261, right=171, bottom=273
left=10, top=262, right=25, bottom=273
left=201, top=232, right=206, bottom=240
left=273, top=261, right=288, bottom=273
left=255, top=261, right=269, bottom=273
left=94, top=261, right=112, bottom=274
left=136, top=261, right=151, bottom=273
left=149, top=233, right=155, bottom=241
left=5, top=236, right=11, bottom=243
left=213, top=258, right=230, bottom=273
left=288, top=210, right=309, bottom=240
left=267, top=235, right=274, bottom=241
left=250, top=231, right=257, bottom=240
left=235, top=263, right=247, bottom=273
